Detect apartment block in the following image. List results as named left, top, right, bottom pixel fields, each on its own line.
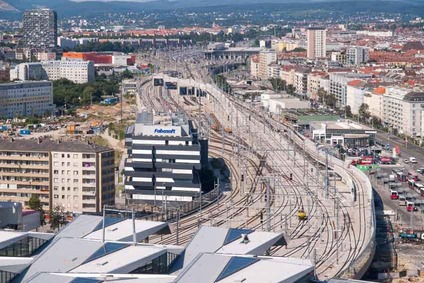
left=250, top=56, right=260, bottom=79
left=329, top=72, right=372, bottom=108
left=383, top=87, right=424, bottom=137
left=293, top=67, right=311, bottom=96
left=258, top=49, right=277, bottom=79
left=346, top=46, right=370, bottom=66
left=124, top=111, right=207, bottom=205
left=10, top=60, right=95, bottom=84
left=22, top=8, right=57, bottom=49
left=0, top=81, right=54, bottom=119
left=307, top=27, right=327, bottom=59
left=0, top=139, right=115, bottom=213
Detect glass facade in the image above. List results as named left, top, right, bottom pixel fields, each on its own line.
left=0, top=270, right=17, bottom=283
left=130, top=252, right=178, bottom=274
left=0, top=236, right=48, bottom=257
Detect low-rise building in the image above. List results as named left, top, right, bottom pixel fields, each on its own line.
left=10, top=60, right=95, bottom=84
left=0, top=81, right=54, bottom=118
left=0, top=139, right=115, bottom=212
left=311, top=120, right=377, bottom=147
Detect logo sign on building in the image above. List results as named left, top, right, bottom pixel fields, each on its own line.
left=143, top=125, right=181, bottom=136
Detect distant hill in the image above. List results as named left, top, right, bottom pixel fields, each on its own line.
left=0, top=1, right=18, bottom=12
left=1, top=0, right=423, bottom=19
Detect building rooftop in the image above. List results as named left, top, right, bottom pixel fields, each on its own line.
left=174, top=253, right=313, bottom=283
left=311, top=120, right=375, bottom=132
left=404, top=91, right=424, bottom=102
left=0, top=138, right=112, bottom=153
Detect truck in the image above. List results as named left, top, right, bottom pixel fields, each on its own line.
left=410, top=157, right=417, bottom=164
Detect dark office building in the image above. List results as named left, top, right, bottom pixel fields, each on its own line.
left=124, top=111, right=207, bottom=205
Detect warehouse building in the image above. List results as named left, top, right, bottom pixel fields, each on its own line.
left=124, top=111, right=208, bottom=205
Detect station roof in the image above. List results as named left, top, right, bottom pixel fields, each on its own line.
left=173, top=253, right=313, bottom=283
left=170, top=226, right=286, bottom=272
left=55, top=215, right=170, bottom=242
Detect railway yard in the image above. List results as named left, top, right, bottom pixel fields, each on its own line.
left=134, top=70, right=375, bottom=280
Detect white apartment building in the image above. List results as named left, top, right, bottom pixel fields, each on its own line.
left=258, top=49, right=277, bottom=79
left=0, top=81, right=54, bottom=118
left=10, top=60, right=95, bottom=84
left=383, top=87, right=424, bottom=137
left=329, top=72, right=372, bottom=108
left=346, top=80, right=367, bottom=115
left=363, top=87, right=385, bottom=120
left=268, top=63, right=281, bottom=79
left=346, top=46, right=370, bottom=66
left=307, top=27, right=327, bottom=59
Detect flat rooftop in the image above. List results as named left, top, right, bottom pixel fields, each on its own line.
left=311, top=120, right=376, bottom=132
left=0, top=138, right=112, bottom=153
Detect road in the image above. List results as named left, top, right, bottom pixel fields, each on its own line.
left=376, top=131, right=424, bottom=169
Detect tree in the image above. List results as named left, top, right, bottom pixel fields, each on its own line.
left=344, top=105, right=352, bottom=118
left=358, top=103, right=371, bottom=122
left=317, top=87, right=326, bottom=104
left=28, top=195, right=46, bottom=226
left=49, top=205, right=66, bottom=231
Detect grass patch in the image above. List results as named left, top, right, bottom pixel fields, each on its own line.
left=89, top=136, right=110, bottom=147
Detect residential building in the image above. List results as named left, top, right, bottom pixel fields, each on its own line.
left=280, top=65, right=295, bottom=86
left=124, top=111, right=207, bottom=205
left=346, top=80, right=367, bottom=115
left=0, top=81, right=54, bottom=118
left=0, top=139, right=115, bottom=213
left=51, top=143, right=115, bottom=214
left=267, top=63, right=280, bottom=79
left=271, top=39, right=299, bottom=52
left=307, top=71, right=327, bottom=100
left=329, top=72, right=372, bottom=108
left=330, top=51, right=347, bottom=65
left=346, top=46, right=370, bottom=66
left=383, top=87, right=424, bottom=137
left=293, top=67, right=311, bottom=96
left=10, top=60, right=95, bottom=84
left=364, top=87, right=385, bottom=120
left=22, top=8, right=57, bottom=48
left=306, top=27, right=327, bottom=59
left=258, top=49, right=277, bottom=79
left=250, top=55, right=260, bottom=78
